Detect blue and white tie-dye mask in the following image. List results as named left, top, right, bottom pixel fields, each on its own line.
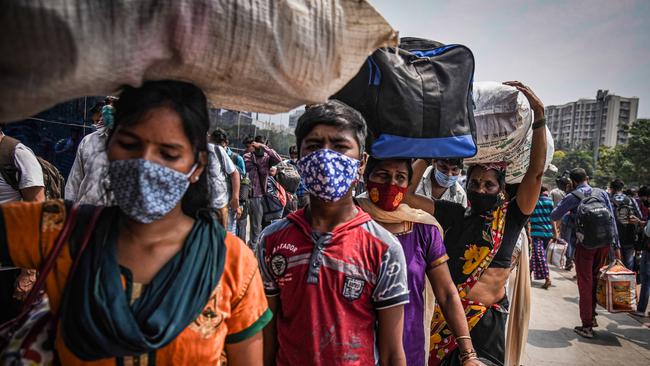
left=297, top=149, right=360, bottom=202
left=109, top=159, right=197, bottom=223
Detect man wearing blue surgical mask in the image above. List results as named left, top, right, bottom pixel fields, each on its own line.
left=415, top=158, right=467, bottom=208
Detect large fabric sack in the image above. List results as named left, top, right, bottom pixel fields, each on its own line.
left=573, top=189, right=616, bottom=249
left=466, top=82, right=533, bottom=164
left=596, top=260, right=637, bottom=313
left=465, top=82, right=554, bottom=183
left=501, top=126, right=554, bottom=183
left=0, top=0, right=397, bottom=122
left=332, top=37, right=477, bottom=159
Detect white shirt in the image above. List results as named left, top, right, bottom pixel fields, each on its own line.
left=415, top=166, right=468, bottom=208
left=64, top=129, right=112, bottom=205
left=207, top=143, right=236, bottom=209
left=0, top=143, right=45, bottom=203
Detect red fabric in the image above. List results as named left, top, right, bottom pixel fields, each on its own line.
left=365, top=181, right=407, bottom=211
left=575, top=245, right=609, bottom=327
left=261, top=208, right=403, bottom=366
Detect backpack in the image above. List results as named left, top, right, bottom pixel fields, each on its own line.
left=261, top=176, right=286, bottom=223
left=275, top=161, right=301, bottom=193
left=229, top=151, right=251, bottom=202
left=0, top=136, right=64, bottom=200
left=611, top=194, right=635, bottom=225
left=332, top=37, right=477, bottom=159
left=572, top=188, right=615, bottom=249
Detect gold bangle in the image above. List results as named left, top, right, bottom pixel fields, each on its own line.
left=456, top=335, right=472, bottom=341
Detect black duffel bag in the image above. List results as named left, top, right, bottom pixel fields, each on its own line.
left=332, top=37, right=477, bottom=159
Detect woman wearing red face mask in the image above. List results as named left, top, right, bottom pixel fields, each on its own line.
left=356, top=157, right=483, bottom=366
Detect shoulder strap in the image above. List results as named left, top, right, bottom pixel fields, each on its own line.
left=0, top=203, right=79, bottom=330
left=0, top=135, right=21, bottom=190
left=571, top=189, right=587, bottom=201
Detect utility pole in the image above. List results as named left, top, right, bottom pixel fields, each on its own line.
left=593, top=90, right=609, bottom=171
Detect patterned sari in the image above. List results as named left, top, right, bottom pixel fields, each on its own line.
left=429, top=203, right=509, bottom=365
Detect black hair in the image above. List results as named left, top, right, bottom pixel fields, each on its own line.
left=211, top=128, right=228, bottom=145
left=555, top=176, right=570, bottom=190
left=435, top=158, right=463, bottom=167
left=243, top=135, right=255, bottom=146
left=569, top=168, right=588, bottom=184
left=254, top=135, right=266, bottom=144
left=609, top=179, right=624, bottom=192
left=541, top=185, right=549, bottom=194
left=295, top=99, right=367, bottom=155
left=109, top=80, right=210, bottom=219
left=364, top=156, right=413, bottom=184
left=289, top=145, right=298, bottom=155
left=639, top=186, right=649, bottom=197
left=466, top=165, right=506, bottom=191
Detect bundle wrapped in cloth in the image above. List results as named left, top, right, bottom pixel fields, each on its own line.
left=596, top=260, right=637, bottom=313
left=465, top=81, right=554, bottom=183
left=0, top=0, right=397, bottom=122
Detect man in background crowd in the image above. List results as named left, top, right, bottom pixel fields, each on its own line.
left=0, top=124, right=45, bottom=323
left=550, top=176, right=570, bottom=207
left=208, top=130, right=241, bottom=229
left=210, top=128, right=246, bottom=236
left=414, top=158, right=467, bottom=207
left=65, top=102, right=113, bottom=205
left=244, top=135, right=282, bottom=249
left=551, top=168, right=620, bottom=339
left=609, top=179, right=642, bottom=270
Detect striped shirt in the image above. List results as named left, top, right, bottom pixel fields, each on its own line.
left=531, top=194, right=554, bottom=238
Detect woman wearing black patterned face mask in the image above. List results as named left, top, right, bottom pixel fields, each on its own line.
left=406, top=81, right=546, bottom=366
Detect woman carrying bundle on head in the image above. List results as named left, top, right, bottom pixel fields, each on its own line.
left=357, top=157, right=485, bottom=366
left=406, top=81, right=547, bottom=366
left=0, top=81, right=269, bottom=365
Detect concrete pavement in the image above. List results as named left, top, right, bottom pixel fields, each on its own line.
left=524, top=265, right=650, bottom=365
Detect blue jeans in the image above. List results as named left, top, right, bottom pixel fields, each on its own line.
left=638, top=250, right=650, bottom=313
left=620, top=247, right=636, bottom=271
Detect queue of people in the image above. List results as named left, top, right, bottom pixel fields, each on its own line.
left=1, top=79, right=647, bottom=366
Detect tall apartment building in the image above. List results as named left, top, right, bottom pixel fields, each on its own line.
left=545, top=92, right=639, bottom=150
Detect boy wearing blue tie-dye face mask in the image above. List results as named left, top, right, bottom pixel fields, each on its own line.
left=257, top=100, right=410, bottom=366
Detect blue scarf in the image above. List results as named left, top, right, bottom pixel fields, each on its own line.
left=60, top=208, right=225, bottom=360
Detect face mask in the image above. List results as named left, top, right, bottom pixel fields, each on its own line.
left=433, top=167, right=459, bottom=188
left=467, top=191, right=501, bottom=215
left=297, top=149, right=360, bottom=202
left=366, top=181, right=407, bottom=211
left=109, top=159, right=197, bottom=223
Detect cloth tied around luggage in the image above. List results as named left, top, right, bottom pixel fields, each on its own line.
left=332, top=37, right=477, bottom=159
left=545, top=238, right=567, bottom=268
left=0, top=0, right=397, bottom=122
left=596, top=260, right=637, bottom=313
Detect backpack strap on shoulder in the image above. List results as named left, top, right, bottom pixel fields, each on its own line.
left=0, top=135, right=21, bottom=191
left=571, top=190, right=586, bottom=201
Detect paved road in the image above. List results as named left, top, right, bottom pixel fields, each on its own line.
left=524, top=265, right=650, bottom=365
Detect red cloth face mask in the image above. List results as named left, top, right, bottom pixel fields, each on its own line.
left=366, top=181, right=407, bottom=211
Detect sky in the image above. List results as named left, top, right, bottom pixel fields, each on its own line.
left=263, top=0, right=649, bottom=125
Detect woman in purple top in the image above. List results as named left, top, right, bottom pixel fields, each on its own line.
left=358, top=157, right=484, bottom=366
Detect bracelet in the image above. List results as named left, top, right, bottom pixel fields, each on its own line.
left=459, top=350, right=478, bottom=364
left=455, top=335, right=472, bottom=341
left=532, top=117, right=546, bottom=130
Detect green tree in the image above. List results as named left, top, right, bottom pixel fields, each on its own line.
left=593, top=145, right=634, bottom=186
left=553, top=149, right=594, bottom=178
left=622, top=118, right=650, bottom=185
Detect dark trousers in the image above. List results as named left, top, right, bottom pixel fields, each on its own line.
left=575, top=245, right=609, bottom=327
left=248, top=197, right=263, bottom=250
